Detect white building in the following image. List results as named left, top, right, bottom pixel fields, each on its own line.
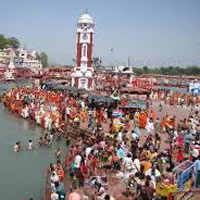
left=18, top=48, right=42, bottom=72
left=0, top=48, right=42, bottom=73
left=0, top=48, right=15, bottom=64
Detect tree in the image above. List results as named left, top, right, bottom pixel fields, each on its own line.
left=36, top=52, right=40, bottom=61
left=133, top=67, right=143, bottom=76
left=143, top=66, right=149, bottom=74
left=0, top=34, right=8, bottom=49
left=0, top=34, right=20, bottom=49
left=92, top=57, right=101, bottom=66
left=7, top=37, right=20, bottom=49
left=40, top=52, right=48, bottom=67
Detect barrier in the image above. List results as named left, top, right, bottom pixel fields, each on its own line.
left=156, top=160, right=196, bottom=199
left=156, top=182, right=177, bottom=197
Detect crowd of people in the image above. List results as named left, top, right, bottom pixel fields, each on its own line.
left=2, top=85, right=200, bottom=200
left=151, top=89, right=200, bottom=108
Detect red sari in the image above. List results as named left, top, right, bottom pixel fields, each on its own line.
left=177, top=150, right=184, bottom=163
left=80, top=162, right=89, bottom=176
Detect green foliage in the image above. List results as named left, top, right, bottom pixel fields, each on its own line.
left=0, top=34, right=20, bottom=49
left=0, top=34, right=8, bottom=49
left=36, top=52, right=40, bottom=61
left=143, top=66, right=149, bottom=74
left=133, top=66, right=200, bottom=76
left=132, top=67, right=143, bottom=76
left=7, top=37, right=20, bottom=49
left=40, top=52, right=48, bottom=67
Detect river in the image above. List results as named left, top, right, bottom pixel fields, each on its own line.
left=0, top=82, right=66, bottom=200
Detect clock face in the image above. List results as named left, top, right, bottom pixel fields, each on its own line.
left=82, top=34, right=88, bottom=40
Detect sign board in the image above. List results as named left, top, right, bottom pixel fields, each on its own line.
left=177, top=168, right=192, bottom=192
left=112, top=109, right=123, bottom=117
left=189, top=82, right=200, bottom=94
left=121, top=100, right=147, bottom=109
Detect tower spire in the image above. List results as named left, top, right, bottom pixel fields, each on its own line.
left=85, top=8, right=88, bottom=14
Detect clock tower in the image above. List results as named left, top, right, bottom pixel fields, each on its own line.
left=71, top=11, right=94, bottom=90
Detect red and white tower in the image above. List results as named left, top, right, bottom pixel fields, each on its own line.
left=71, top=11, right=94, bottom=90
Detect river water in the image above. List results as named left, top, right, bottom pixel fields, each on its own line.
left=0, top=82, right=66, bottom=200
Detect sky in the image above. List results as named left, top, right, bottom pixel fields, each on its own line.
left=0, top=0, right=200, bottom=67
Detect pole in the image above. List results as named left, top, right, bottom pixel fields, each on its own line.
left=128, top=56, right=130, bottom=67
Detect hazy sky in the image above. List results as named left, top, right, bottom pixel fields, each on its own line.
left=0, top=0, right=200, bottom=67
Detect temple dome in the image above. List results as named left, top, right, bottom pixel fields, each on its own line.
left=78, top=13, right=93, bottom=25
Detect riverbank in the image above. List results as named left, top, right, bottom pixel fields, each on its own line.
left=0, top=89, right=67, bottom=200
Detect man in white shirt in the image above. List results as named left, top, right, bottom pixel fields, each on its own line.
left=123, top=154, right=133, bottom=172
left=65, top=107, right=71, bottom=120
left=146, top=118, right=154, bottom=135
left=50, top=172, right=59, bottom=183
left=85, top=146, right=92, bottom=161
left=14, top=142, right=20, bottom=152
left=27, top=140, right=34, bottom=150
left=80, top=100, right=85, bottom=108
left=74, top=153, right=82, bottom=175
left=145, top=165, right=161, bottom=188
left=51, top=191, right=59, bottom=200
left=117, top=131, right=123, bottom=141
left=192, top=145, right=199, bottom=161
left=133, top=157, right=140, bottom=172
left=14, top=144, right=18, bottom=152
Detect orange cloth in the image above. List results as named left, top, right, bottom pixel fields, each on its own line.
left=70, top=109, right=76, bottom=120
left=139, top=112, right=147, bottom=128
left=166, top=117, right=175, bottom=129
left=80, top=110, right=87, bottom=121
left=58, top=168, right=65, bottom=181
left=141, top=160, right=152, bottom=172
left=161, top=119, right=166, bottom=127
left=186, top=95, right=190, bottom=105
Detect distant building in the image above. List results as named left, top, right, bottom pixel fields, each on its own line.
left=94, top=64, right=134, bottom=74
left=17, top=48, right=42, bottom=73
left=0, top=48, right=15, bottom=64
left=0, top=48, right=42, bottom=73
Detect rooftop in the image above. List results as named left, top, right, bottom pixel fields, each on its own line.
left=78, top=11, right=93, bottom=25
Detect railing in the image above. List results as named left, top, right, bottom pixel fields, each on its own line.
left=168, top=190, right=200, bottom=200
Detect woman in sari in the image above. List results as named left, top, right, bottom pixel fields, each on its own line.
left=139, top=111, right=148, bottom=129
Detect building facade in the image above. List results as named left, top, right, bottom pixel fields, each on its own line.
left=0, top=48, right=42, bottom=73
left=71, top=11, right=94, bottom=90
left=18, top=49, right=42, bottom=72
